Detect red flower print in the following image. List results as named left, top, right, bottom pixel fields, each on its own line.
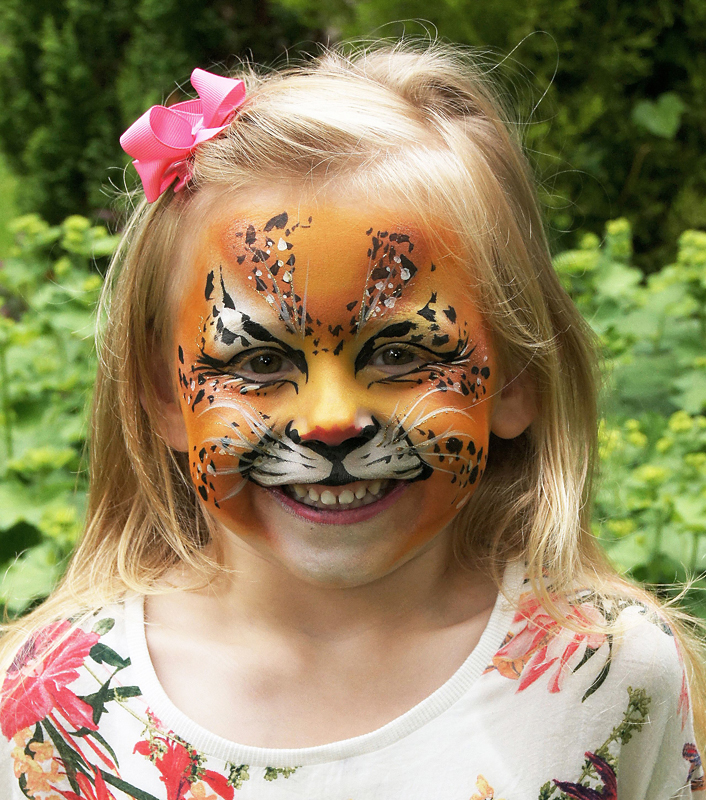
left=135, top=734, right=235, bottom=800
left=0, top=621, right=100, bottom=739
left=58, top=764, right=116, bottom=800
left=490, top=594, right=607, bottom=693
left=135, top=736, right=197, bottom=800
left=202, top=770, right=235, bottom=800
left=553, top=751, right=617, bottom=800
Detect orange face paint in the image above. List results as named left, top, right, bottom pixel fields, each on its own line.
left=174, top=198, right=497, bottom=584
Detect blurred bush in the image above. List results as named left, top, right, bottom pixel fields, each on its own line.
left=554, top=221, right=706, bottom=616
left=278, top=0, right=706, bottom=271
left=0, top=215, right=118, bottom=615
left=0, top=215, right=705, bottom=617
left=0, top=0, right=323, bottom=223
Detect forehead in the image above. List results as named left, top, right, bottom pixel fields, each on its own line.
left=181, top=198, right=477, bottom=328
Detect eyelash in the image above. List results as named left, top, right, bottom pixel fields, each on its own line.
left=197, top=341, right=465, bottom=387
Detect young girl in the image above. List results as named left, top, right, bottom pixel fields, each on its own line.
left=0, top=41, right=703, bottom=800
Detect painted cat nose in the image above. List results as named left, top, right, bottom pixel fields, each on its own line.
left=298, top=424, right=363, bottom=446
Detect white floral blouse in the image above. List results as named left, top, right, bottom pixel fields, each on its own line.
left=0, top=562, right=701, bottom=799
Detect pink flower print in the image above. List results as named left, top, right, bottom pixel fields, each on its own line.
left=0, top=621, right=100, bottom=739
left=490, top=594, right=608, bottom=694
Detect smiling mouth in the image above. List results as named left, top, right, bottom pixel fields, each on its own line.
left=269, top=478, right=407, bottom=524
left=282, top=479, right=391, bottom=510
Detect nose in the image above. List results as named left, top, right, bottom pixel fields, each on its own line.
left=299, top=424, right=362, bottom=446
left=289, top=356, right=373, bottom=445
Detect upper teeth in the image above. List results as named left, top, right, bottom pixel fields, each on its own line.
left=289, top=480, right=387, bottom=507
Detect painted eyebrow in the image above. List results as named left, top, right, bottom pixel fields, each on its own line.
left=197, top=314, right=308, bottom=379
left=354, top=320, right=462, bottom=373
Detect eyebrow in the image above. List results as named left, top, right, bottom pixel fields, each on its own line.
left=353, top=319, right=463, bottom=373
left=197, top=311, right=308, bottom=378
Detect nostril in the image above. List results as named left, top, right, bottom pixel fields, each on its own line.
left=299, top=424, right=362, bottom=447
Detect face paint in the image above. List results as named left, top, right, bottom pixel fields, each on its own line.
left=174, top=198, right=497, bottom=585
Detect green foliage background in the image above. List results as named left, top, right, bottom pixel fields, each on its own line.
left=0, top=0, right=704, bottom=617
left=0, top=216, right=704, bottom=618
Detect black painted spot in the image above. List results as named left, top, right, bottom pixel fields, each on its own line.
left=446, top=437, right=463, bottom=455
left=178, top=346, right=184, bottom=364
left=333, top=340, right=344, bottom=356
left=198, top=485, right=209, bottom=501
left=198, top=447, right=207, bottom=462
left=205, top=271, right=215, bottom=301
left=220, top=273, right=235, bottom=309
left=192, top=389, right=205, bottom=411
left=264, top=212, right=288, bottom=231
left=417, top=292, right=437, bottom=322
left=245, top=225, right=257, bottom=244
left=467, top=440, right=476, bottom=455
left=480, top=366, right=490, bottom=379
left=252, top=249, right=269, bottom=263
left=443, top=306, right=456, bottom=323
left=468, top=465, right=479, bottom=483
left=432, top=334, right=449, bottom=347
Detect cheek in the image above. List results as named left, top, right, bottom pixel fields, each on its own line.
left=178, top=368, right=271, bottom=515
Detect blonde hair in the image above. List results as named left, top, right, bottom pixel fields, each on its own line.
left=3, top=39, right=704, bottom=747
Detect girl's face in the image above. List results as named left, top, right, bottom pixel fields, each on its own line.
left=171, top=195, right=499, bottom=586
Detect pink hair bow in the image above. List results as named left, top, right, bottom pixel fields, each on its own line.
left=120, top=68, right=246, bottom=203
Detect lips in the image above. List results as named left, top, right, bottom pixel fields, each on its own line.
left=268, top=479, right=407, bottom=524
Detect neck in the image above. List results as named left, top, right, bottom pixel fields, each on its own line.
left=192, top=527, right=496, bottom=643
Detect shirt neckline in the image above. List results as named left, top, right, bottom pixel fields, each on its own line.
left=124, top=560, right=523, bottom=768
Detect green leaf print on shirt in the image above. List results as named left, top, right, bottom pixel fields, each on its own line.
left=3, top=617, right=303, bottom=799
left=538, top=687, right=650, bottom=799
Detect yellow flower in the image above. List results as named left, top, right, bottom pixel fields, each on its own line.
left=189, top=783, right=217, bottom=800
left=669, top=410, right=693, bottom=434
left=470, top=774, right=506, bottom=800
left=29, top=740, right=56, bottom=762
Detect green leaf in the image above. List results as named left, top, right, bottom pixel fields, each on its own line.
left=673, top=372, right=706, bottom=414
left=88, top=643, right=130, bottom=669
left=0, top=542, right=64, bottom=615
left=631, top=93, right=686, bottom=139
left=582, top=639, right=613, bottom=701
left=43, top=718, right=86, bottom=794
left=100, top=772, right=161, bottom=800
left=92, top=617, right=115, bottom=636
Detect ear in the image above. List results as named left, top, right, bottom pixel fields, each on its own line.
left=140, top=338, right=189, bottom=452
left=491, top=368, right=537, bottom=439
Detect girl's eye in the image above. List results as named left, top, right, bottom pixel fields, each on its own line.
left=248, top=353, right=284, bottom=374
left=369, top=345, right=425, bottom=374
left=380, top=347, right=415, bottom=366
left=231, top=350, right=294, bottom=380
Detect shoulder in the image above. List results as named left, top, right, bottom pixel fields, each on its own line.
left=487, top=579, right=693, bottom=732
left=0, top=603, right=129, bottom=743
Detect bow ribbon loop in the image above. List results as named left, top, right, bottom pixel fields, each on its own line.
left=120, top=68, right=246, bottom=202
